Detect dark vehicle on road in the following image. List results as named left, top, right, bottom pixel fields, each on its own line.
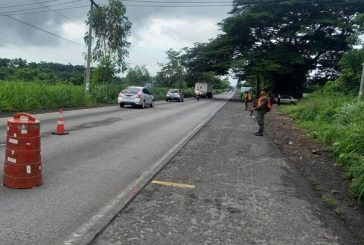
left=166, top=89, right=184, bottom=102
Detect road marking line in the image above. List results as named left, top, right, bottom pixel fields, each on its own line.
left=62, top=93, right=233, bottom=245
left=152, top=180, right=195, bottom=189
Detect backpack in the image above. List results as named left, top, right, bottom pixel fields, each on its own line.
left=266, top=97, right=272, bottom=112
left=258, top=96, right=272, bottom=112
left=247, top=94, right=252, bottom=101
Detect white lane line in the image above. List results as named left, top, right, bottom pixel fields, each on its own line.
left=62, top=93, right=233, bottom=245
left=0, top=144, right=6, bottom=147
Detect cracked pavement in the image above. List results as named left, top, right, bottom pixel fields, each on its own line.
left=92, top=99, right=360, bottom=245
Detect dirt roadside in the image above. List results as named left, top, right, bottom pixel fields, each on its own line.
left=91, top=99, right=362, bottom=244
left=266, top=107, right=364, bottom=242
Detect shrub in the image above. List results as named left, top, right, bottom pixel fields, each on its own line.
left=91, top=83, right=124, bottom=104
left=280, top=90, right=364, bottom=203
left=0, top=81, right=93, bottom=111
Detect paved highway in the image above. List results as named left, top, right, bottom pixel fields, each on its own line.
left=0, top=92, right=233, bottom=245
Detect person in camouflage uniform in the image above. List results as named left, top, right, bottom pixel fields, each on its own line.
left=251, top=88, right=269, bottom=136
left=243, top=91, right=252, bottom=111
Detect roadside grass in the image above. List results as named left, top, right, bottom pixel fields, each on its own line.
left=91, top=83, right=125, bottom=104
left=0, top=81, right=94, bottom=111
left=322, top=194, right=337, bottom=209
left=0, top=81, right=200, bottom=112
left=279, top=91, right=364, bottom=204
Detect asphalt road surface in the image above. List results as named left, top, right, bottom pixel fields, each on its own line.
left=0, top=92, right=233, bottom=245
left=92, top=98, right=360, bottom=245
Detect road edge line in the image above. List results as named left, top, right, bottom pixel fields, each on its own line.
left=63, top=94, right=233, bottom=245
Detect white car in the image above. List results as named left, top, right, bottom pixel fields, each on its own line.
left=118, top=86, right=154, bottom=108
left=166, top=89, right=184, bottom=102
left=275, top=95, right=298, bottom=104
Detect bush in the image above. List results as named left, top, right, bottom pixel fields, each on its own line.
left=0, top=82, right=199, bottom=112
left=280, top=90, right=364, bottom=203
left=0, top=81, right=93, bottom=111
left=91, top=83, right=125, bottom=104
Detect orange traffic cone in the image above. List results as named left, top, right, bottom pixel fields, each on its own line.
left=52, top=109, right=69, bottom=135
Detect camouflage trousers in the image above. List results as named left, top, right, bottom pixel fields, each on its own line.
left=256, top=111, right=265, bottom=133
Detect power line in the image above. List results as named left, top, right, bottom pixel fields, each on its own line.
left=0, top=12, right=84, bottom=47
left=125, top=4, right=232, bottom=7
left=1, top=5, right=90, bottom=17
left=0, top=0, right=61, bottom=9
left=0, top=0, right=231, bottom=64
left=2, top=1, right=232, bottom=15
left=32, top=0, right=86, bottom=29
left=122, top=0, right=232, bottom=3
left=1, top=0, right=84, bottom=15
left=1, top=3, right=232, bottom=17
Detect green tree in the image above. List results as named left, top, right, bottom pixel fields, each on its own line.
left=125, top=65, right=151, bottom=86
left=228, top=0, right=364, bottom=96
left=92, top=56, right=117, bottom=84
left=330, top=48, right=364, bottom=94
left=86, top=0, right=132, bottom=83
left=182, top=37, right=233, bottom=78
left=156, top=49, right=186, bottom=88
left=184, top=0, right=364, bottom=97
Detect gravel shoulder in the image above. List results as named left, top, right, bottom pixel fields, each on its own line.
left=266, top=106, right=364, bottom=242
left=91, top=99, right=363, bottom=245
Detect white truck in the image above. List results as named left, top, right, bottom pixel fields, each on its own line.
left=194, top=82, right=213, bottom=99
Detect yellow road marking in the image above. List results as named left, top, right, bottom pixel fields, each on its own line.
left=151, top=180, right=195, bottom=189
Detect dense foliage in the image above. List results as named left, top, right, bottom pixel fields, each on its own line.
left=280, top=48, right=364, bottom=203
left=0, top=58, right=84, bottom=84
left=182, top=0, right=364, bottom=97
left=0, top=80, right=199, bottom=112
left=281, top=90, right=364, bottom=203
left=86, top=0, right=132, bottom=84
left=0, top=81, right=93, bottom=111
left=156, top=49, right=230, bottom=90
left=125, top=65, right=151, bottom=87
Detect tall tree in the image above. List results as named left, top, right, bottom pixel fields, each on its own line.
left=225, top=0, right=364, bottom=96
left=86, top=0, right=132, bottom=83
left=334, top=48, right=364, bottom=93
left=156, top=49, right=186, bottom=88
left=125, top=65, right=151, bottom=86
left=184, top=0, right=364, bottom=97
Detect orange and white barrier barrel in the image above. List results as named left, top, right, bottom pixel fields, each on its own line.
left=3, top=113, right=42, bottom=189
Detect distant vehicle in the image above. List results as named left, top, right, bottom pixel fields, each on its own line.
left=166, top=89, right=184, bottom=102
left=275, top=95, right=297, bottom=104
left=194, top=82, right=213, bottom=98
left=118, top=86, right=154, bottom=109
left=241, top=87, right=253, bottom=93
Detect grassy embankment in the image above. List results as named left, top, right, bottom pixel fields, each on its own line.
left=280, top=89, right=364, bottom=203
left=0, top=81, right=205, bottom=112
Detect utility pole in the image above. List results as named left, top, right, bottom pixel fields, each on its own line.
left=359, top=63, right=364, bottom=101
left=85, top=0, right=99, bottom=93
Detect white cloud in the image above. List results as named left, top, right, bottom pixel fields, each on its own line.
left=62, top=22, right=86, bottom=43
left=126, top=16, right=222, bottom=75
left=131, top=17, right=220, bottom=50
left=0, top=42, right=85, bottom=65
left=0, top=2, right=231, bottom=77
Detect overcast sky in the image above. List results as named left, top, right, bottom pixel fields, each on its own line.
left=0, top=0, right=233, bottom=80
